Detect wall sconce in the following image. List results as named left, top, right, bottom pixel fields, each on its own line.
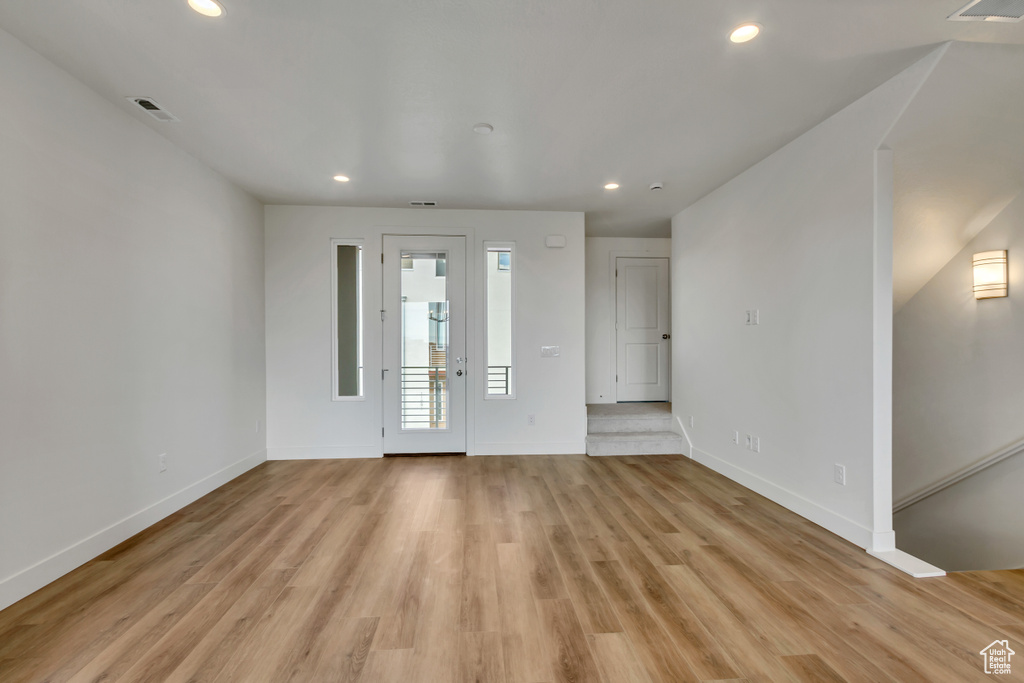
left=973, top=250, right=1008, bottom=299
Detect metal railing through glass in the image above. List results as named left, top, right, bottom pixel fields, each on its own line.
left=401, top=365, right=447, bottom=429
left=401, top=365, right=511, bottom=428
left=487, top=365, right=511, bottom=396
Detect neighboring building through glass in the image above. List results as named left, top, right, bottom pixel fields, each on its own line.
left=486, top=247, right=513, bottom=396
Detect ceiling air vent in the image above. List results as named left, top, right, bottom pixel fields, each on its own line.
left=409, top=201, right=437, bottom=207
left=126, top=97, right=180, bottom=122
left=948, top=0, right=1024, bottom=22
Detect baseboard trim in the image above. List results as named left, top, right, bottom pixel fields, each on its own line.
left=867, top=549, right=946, bottom=578
left=672, top=415, right=693, bottom=457
left=690, top=447, right=876, bottom=550
left=268, top=445, right=381, bottom=460
left=0, top=449, right=267, bottom=612
left=473, top=441, right=586, bottom=456
left=268, top=443, right=587, bottom=458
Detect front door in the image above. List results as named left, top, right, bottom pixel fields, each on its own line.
left=616, top=257, right=670, bottom=402
left=382, top=235, right=467, bottom=453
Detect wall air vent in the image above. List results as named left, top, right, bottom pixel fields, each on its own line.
left=948, top=0, right=1024, bottom=21
left=409, top=201, right=437, bottom=207
left=126, top=97, right=180, bottom=122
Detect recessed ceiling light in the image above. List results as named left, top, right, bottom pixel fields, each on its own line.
left=473, top=123, right=494, bottom=134
left=188, top=0, right=225, bottom=17
left=604, top=183, right=620, bottom=190
left=333, top=175, right=350, bottom=183
left=730, top=23, right=761, bottom=43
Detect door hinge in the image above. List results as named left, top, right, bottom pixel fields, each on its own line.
left=616, top=374, right=619, bottom=382
left=381, top=309, right=386, bottom=322
left=382, top=427, right=384, bottom=437
left=381, top=253, right=384, bottom=263
left=615, top=269, right=618, bottom=277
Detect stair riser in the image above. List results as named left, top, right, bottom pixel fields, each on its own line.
left=586, top=439, right=683, bottom=457
left=587, top=417, right=674, bottom=433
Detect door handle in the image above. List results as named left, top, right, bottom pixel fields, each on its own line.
left=662, top=333, right=671, bottom=339
left=456, top=369, right=463, bottom=376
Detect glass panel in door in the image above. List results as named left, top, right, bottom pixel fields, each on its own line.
left=400, top=252, right=449, bottom=430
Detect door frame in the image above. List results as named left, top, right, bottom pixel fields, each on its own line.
left=377, top=230, right=477, bottom=455
left=610, top=253, right=671, bottom=402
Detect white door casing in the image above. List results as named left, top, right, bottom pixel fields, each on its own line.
left=615, top=257, right=670, bottom=402
left=382, top=235, right=467, bottom=453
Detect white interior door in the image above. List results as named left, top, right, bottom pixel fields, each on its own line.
left=382, top=236, right=467, bottom=453
left=616, top=257, right=670, bottom=402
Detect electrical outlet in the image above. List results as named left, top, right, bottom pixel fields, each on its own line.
left=732, top=430, right=740, bottom=445
left=527, top=414, right=536, bottom=426
left=834, top=464, right=846, bottom=486
left=751, top=436, right=760, bottom=453
left=689, top=415, right=694, bottom=429
left=158, top=453, right=167, bottom=473
left=752, top=309, right=759, bottom=325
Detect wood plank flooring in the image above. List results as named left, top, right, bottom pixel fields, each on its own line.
left=2, top=454, right=1023, bottom=682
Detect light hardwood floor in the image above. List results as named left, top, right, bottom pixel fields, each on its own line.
left=2, top=454, right=1023, bottom=682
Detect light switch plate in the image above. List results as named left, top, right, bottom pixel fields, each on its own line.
left=540, top=346, right=560, bottom=357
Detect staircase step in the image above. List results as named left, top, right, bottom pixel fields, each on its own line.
left=586, top=431, right=683, bottom=457
left=587, top=403, right=674, bottom=434
left=588, top=414, right=674, bottom=433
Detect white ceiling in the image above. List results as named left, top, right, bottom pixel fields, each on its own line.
left=0, top=1, right=1022, bottom=237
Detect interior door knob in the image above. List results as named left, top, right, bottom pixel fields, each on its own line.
left=662, top=333, right=671, bottom=339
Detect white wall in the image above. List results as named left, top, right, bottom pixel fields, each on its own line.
left=265, top=206, right=586, bottom=458
left=669, top=50, right=943, bottom=551
left=893, top=192, right=1024, bottom=569
left=585, top=237, right=671, bottom=404
left=0, top=28, right=266, bottom=610
left=893, top=191, right=1024, bottom=499
left=895, top=452, right=1024, bottom=571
